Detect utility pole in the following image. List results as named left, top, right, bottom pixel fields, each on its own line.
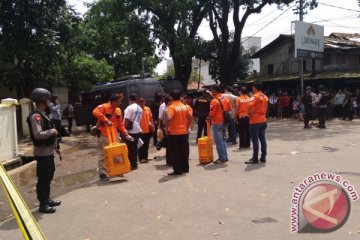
left=299, top=0, right=304, bottom=96
left=197, top=58, right=201, bottom=90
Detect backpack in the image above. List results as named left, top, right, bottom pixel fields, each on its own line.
left=62, top=106, right=70, bottom=118
left=217, top=98, right=233, bottom=124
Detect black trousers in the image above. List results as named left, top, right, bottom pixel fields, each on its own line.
left=126, top=133, right=141, bottom=168
left=238, top=117, right=250, bottom=148
left=168, top=134, right=189, bottom=174
left=138, top=132, right=152, bottom=160
left=304, top=107, right=313, bottom=126
left=36, top=155, right=55, bottom=206
left=269, top=105, right=277, bottom=118
left=153, top=123, right=158, bottom=145
left=67, top=117, right=73, bottom=133
left=318, top=108, right=327, bottom=126
left=197, top=116, right=207, bottom=140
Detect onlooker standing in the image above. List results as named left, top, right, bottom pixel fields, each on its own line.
left=343, top=88, right=353, bottom=121
left=236, top=87, right=251, bottom=148
left=351, top=94, right=358, bottom=116
left=157, top=95, right=172, bottom=165
left=138, top=97, right=154, bottom=163
left=67, top=103, right=74, bottom=134
left=277, top=92, right=283, bottom=119
left=245, top=82, right=269, bottom=164
left=315, top=85, right=328, bottom=129
left=208, top=85, right=231, bottom=164
left=223, top=86, right=237, bottom=145
left=282, top=92, right=291, bottom=118
left=166, top=89, right=193, bottom=175
left=124, top=94, right=143, bottom=170
left=150, top=92, right=162, bottom=145
left=49, top=96, right=62, bottom=142
left=194, top=89, right=211, bottom=142
left=303, top=86, right=313, bottom=129
left=334, top=89, right=345, bottom=117
left=269, top=93, right=277, bottom=118
left=93, top=94, right=131, bottom=181
left=28, top=88, right=61, bottom=213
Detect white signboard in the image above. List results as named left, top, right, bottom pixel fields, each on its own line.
left=294, top=21, right=324, bottom=58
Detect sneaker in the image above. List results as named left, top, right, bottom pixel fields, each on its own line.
left=99, top=174, right=110, bottom=182
left=214, top=159, right=225, bottom=164
left=245, top=159, right=259, bottom=164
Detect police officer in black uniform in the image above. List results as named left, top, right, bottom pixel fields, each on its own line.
left=194, top=89, right=211, bottom=141
left=315, top=85, right=328, bottom=129
left=27, top=88, right=61, bottom=213
left=303, top=86, right=313, bottom=129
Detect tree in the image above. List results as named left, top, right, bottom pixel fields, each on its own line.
left=62, top=54, right=115, bottom=102
left=80, top=0, right=158, bottom=78
left=195, top=39, right=255, bottom=82
left=208, top=0, right=295, bottom=86
left=134, top=0, right=210, bottom=90
left=157, top=65, right=203, bottom=84
left=0, top=0, right=74, bottom=97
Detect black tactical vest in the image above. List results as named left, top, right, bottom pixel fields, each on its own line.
left=27, top=111, right=56, bottom=147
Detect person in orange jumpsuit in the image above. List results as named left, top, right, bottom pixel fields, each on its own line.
left=245, top=82, right=269, bottom=164
left=166, top=89, right=193, bottom=175
left=138, top=97, right=155, bottom=163
left=93, top=94, right=131, bottom=181
left=208, top=84, right=232, bottom=164
left=236, top=87, right=251, bottom=148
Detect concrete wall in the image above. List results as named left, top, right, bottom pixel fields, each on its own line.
left=0, top=100, right=18, bottom=163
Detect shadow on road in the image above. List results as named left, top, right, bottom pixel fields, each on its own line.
left=198, top=163, right=228, bottom=171
left=158, top=174, right=186, bottom=183
left=244, top=163, right=266, bottom=172
left=154, top=164, right=171, bottom=171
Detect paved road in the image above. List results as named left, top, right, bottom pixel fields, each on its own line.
left=1, top=119, right=360, bottom=240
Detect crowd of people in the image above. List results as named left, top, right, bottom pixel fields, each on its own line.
left=27, top=83, right=270, bottom=213
left=90, top=82, right=269, bottom=181
left=265, top=87, right=360, bottom=122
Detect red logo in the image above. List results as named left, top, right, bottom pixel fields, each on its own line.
left=301, top=183, right=351, bottom=232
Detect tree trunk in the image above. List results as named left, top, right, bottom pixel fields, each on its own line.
left=173, top=56, right=192, bottom=92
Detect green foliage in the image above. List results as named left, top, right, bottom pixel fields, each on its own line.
left=0, top=0, right=73, bottom=97
left=134, top=0, right=210, bottom=89
left=79, top=0, right=158, bottom=77
left=208, top=0, right=296, bottom=85
left=62, top=54, right=115, bottom=92
left=156, top=64, right=203, bottom=84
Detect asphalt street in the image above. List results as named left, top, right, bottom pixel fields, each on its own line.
left=1, top=119, right=360, bottom=240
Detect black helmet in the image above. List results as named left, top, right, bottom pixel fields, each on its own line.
left=305, top=86, right=312, bottom=90
left=233, top=83, right=239, bottom=89
left=30, top=88, right=51, bottom=102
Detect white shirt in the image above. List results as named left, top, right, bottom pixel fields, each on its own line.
left=124, top=103, right=143, bottom=134
left=158, top=102, right=166, bottom=120
left=49, top=103, right=61, bottom=120
left=223, top=93, right=237, bottom=115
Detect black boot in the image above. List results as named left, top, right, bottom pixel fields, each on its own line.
left=39, top=204, right=56, bottom=214
left=48, top=199, right=61, bottom=207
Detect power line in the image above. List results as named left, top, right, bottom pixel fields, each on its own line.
left=318, top=2, right=360, bottom=13
left=241, top=5, right=294, bottom=44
